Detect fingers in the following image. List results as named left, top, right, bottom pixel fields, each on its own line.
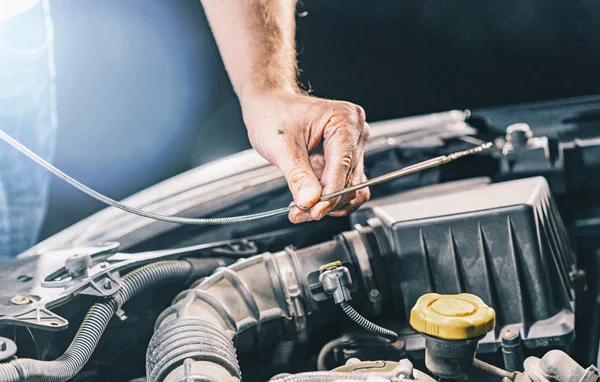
left=329, top=172, right=371, bottom=217
left=329, top=156, right=370, bottom=217
left=310, top=105, right=370, bottom=220
left=276, top=137, right=323, bottom=214
left=330, top=157, right=361, bottom=210
left=288, top=201, right=313, bottom=224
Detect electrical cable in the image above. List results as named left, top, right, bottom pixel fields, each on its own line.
left=0, top=260, right=195, bottom=382
left=340, top=302, right=398, bottom=342
left=0, top=129, right=492, bottom=226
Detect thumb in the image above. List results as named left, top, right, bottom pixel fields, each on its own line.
left=276, top=145, right=322, bottom=210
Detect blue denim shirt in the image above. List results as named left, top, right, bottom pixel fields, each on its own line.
left=0, top=1, right=57, bottom=259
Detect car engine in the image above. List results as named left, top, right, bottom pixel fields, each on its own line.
left=0, top=96, right=599, bottom=381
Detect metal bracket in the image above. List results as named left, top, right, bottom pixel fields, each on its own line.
left=1, top=305, right=69, bottom=331
left=580, top=366, right=600, bottom=382
left=41, top=242, right=121, bottom=289
left=0, top=236, right=267, bottom=332
left=78, top=270, right=122, bottom=297
left=210, top=240, right=258, bottom=257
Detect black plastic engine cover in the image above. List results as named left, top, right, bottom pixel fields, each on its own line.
left=357, top=177, right=575, bottom=353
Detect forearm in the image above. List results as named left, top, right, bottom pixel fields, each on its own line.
left=203, top=0, right=371, bottom=223
left=201, top=0, right=300, bottom=103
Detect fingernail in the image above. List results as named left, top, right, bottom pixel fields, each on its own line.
left=297, top=187, right=318, bottom=209
left=295, top=213, right=311, bottom=223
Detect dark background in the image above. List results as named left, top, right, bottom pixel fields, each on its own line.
left=41, top=0, right=600, bottom=239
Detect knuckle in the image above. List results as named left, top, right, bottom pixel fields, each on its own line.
left=331, top=102, right=358, bottom=121
left=335, top=101, right=355, bottom=114
left=354, top=105, right=366, bottom=123
left=288, top=167, right=310, bottom=187
left=361, top=123, right=371, bottom=143
left=339, top=155, right=353, bottom=173
left=357, top=188, right=371, bottom=204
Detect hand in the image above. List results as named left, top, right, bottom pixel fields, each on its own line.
left=241, top=91, right=371, bottom=223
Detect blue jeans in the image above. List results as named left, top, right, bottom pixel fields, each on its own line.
left=0, top=1, right=57, bottom=259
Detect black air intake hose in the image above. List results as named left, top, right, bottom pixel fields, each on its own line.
left=147, top=253, right=295, bottom=382
left=147, top=230, right=385, bottom=382
left=0, top=259, right=220, bottom=382
left=147, top=317, right=240, bottom=381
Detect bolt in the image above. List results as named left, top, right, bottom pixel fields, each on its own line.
left=0, top=341, right=6, bottom=351
left=369, top=289, right=381, bottom=300
left=501, top=327, right=518, bottom=340
left=103, top=279, right=112, bottom=290
left=505, top=123, right=533, bottom=149
left=389, top=339, right=405, bottom=351
left=288, top=284, right=300, bottom=297
left=65, top=253, right=92, bottom=277
left=10, top=295, right=30, bottom=305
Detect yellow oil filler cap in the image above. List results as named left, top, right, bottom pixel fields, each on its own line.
left=409, top=293, right=495, bottom=340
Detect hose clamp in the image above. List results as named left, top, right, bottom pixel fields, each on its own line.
left=275, top=249, right=309, bottom=341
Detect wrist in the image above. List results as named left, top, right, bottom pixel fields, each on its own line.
left=239, top=81, right=301, bottom=106
left=238, top=82, right=304, bottom=127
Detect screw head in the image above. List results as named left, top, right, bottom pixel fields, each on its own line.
left=10, top=295, right=30, bottom=305
left=103, top=279, right=112, bottom=290
left=369, top=289, right=381, bottom=300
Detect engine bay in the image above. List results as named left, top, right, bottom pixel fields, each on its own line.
left=1, top=96, right=600, bottom=381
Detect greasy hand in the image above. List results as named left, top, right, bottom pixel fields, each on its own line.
left=241, top=91, right=371, bottom=223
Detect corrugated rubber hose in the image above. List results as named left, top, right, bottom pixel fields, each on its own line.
left=0, top=261, right=193, bottom=382
left=0, top=129, right=492, bottom=226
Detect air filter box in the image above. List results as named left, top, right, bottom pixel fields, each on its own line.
left=358, top=177, right=575, bottom=353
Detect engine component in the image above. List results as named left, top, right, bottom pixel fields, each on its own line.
left=339, top=302, right=397, bottom=342
left=409, top=292, right=496, bottom=379
left=0, top=259, right=222, bottom=382
left=409, top=293, right=496, bottom=340
left=522, top=350, right=599, bottom=382
left=316, top=334, right=405, bottom=372
left=0, top=338, right=17, bottom=362
left=146, top=229, right=385, bottom=381
left=500, top=123, right=559, bottom=176
left=271, top=359, right=436, bottom=382
left=319, top=262, right=352, bottom=304
left=64, top=253, right=93, bottom=278
left=320, top=263, right=398, bottom=341
left=502, top=327, right=525, bottom=373
left=146, top=253, right=297, bottom=382
left=357, top=176, right=575, bottom=353
left=145, top=176, right=575, bottom=381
